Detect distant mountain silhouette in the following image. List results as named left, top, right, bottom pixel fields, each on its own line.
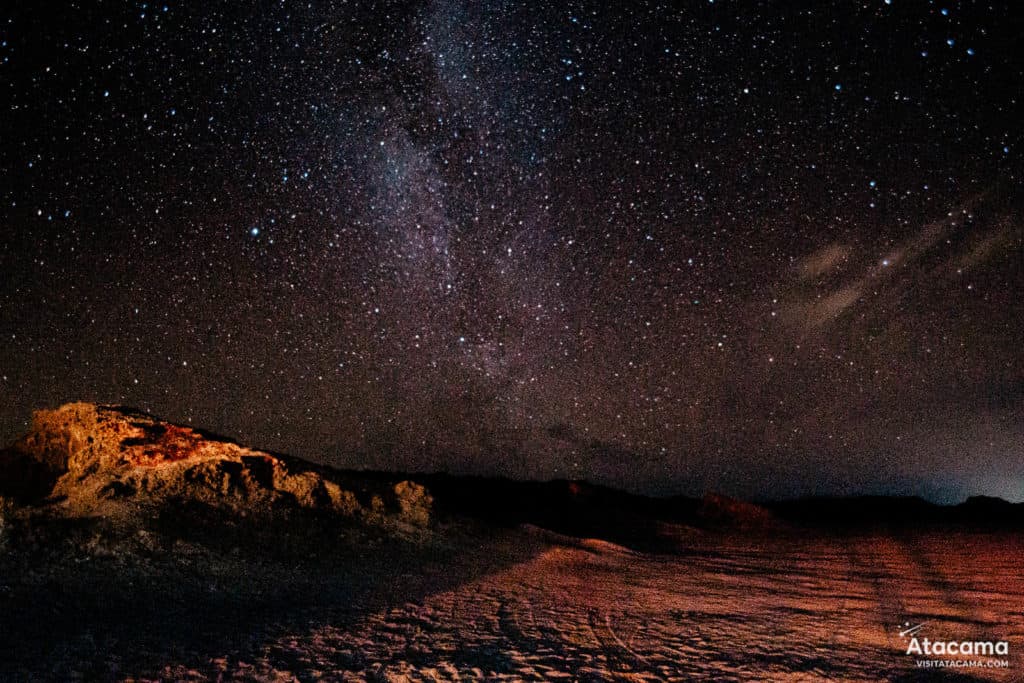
left=768, top=494, right=1024, bottom=529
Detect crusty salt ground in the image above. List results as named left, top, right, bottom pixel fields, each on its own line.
left=202, top=531, right=1022, bottom=682
left=2, top=516, right=1020, bottom=681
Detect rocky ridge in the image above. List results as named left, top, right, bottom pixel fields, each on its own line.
left=0, top=402, right=431, bottom=527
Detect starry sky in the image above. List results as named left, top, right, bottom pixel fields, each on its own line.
left=1, top=1, right=1021, bottom=502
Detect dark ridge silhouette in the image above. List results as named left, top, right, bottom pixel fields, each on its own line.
left=415, top=474, right=704, bottom=551
left=766, top=494, right=1024, bottom=530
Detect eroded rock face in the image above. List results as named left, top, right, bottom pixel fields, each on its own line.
left=0, top=402, right=430, bottom=527
left=393, top=480, right=433, bottom=527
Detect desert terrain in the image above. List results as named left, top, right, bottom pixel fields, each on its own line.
left=1, top=404, right=1021, bottom=681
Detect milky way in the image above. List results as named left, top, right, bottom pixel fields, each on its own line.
left=1, top=1, right=1021, bottom=501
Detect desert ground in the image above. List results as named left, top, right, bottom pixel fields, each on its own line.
left=1, top=404, right=1021, bottom=681
left=1, top=514, right=1021, bottom=682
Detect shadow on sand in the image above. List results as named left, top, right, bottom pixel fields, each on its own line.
left=0, top=502, right=543, bottom=680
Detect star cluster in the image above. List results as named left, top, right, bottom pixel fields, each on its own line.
left=1, top=0, right=1021, bottom=501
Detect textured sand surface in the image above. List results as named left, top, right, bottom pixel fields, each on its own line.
left=5, top=526, right=1018, bottom=681
left=198, top=531, right=1021, bottom=682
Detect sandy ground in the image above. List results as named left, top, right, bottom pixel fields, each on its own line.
left=2, top=519, right=1022, bottom=682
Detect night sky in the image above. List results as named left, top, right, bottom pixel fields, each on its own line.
left=1, top=1, right=1021, bottom=502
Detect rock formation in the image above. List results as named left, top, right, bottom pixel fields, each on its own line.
left=0, top=402, right=432, bottom=527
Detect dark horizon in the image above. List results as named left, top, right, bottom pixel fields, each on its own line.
left=2, top=399, right=1020, bottom=506
left=2, top=1, right=1021, bottom=504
